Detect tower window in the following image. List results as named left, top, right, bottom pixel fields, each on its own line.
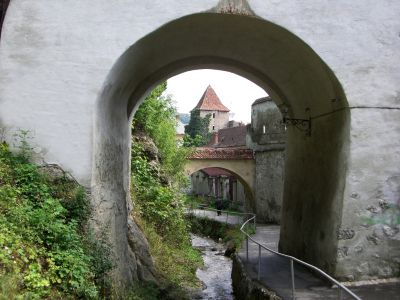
left=263, top=125, right=266, bottom=134
left=212, top=125, right=215, bottom=130
left=212, top=113, right=216, bottom=118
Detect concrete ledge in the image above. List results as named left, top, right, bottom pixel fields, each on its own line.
left=232, top=254, right=281, bottom=300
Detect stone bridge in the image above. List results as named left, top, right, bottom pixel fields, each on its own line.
left=185, top=147, right=255, bottom=207
left=0, top=0, right=399, bottom=288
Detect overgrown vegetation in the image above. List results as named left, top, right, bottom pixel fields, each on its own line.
left=130, top=83, right=202, bottom=298
left=0, top=141, right=112, bottom=299
left=188, top=216, right=251, bottom=251
left=183, top=109, right=211, bottom=147
left=133, top=82, right=189, bottom=185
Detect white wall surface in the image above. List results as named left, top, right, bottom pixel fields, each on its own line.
left=1, top=0, right=399, bottom=186
left=0, top=0, right=399, bottom=281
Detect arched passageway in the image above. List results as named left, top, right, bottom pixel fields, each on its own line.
left=93, top=12, right=349, bottom=285
left=185, top=147, right=255, bottom=212
left=186, top=164, right=255, bottom=213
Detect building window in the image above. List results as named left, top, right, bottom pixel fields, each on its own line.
left=212, top=125, right=215, bottom=131
left=263, top=125, right=266, bottom=134
left=212, top=113, right=216, bottom=118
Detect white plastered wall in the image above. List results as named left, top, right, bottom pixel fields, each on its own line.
left=0, top=0, right=399, bottom=282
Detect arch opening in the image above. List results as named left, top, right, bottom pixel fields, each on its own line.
left=187, top=165, right=255, bottom=213
left=93, top=12, right=349, bottom=285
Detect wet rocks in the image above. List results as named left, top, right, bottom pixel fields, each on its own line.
left=190, top=234, right=234, bottom=299
left=224, top=240, right=236, bottom=257
left=337, top=228, right=355, bottom=240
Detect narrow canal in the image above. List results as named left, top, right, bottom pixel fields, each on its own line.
left=190, top=234, right=235, bottom=300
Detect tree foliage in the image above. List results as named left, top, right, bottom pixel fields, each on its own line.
left=183, top=109, right=211, bottom=147
left=131, top=82, right=190, bottom=237
left=132, top=82, right=188, bottom=184
left=130, top=83, right=202, bottom=293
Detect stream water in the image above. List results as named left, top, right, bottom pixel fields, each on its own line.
left=190, top=234, right=235, bottom=300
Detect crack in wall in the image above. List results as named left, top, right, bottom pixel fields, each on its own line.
left=311, top=106, right=400, bottom=121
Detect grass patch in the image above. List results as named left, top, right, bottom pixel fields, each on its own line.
left=133, top=213, right=203, bottom=299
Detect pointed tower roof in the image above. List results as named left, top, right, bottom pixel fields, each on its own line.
left=193, top=85, right=230, bottom=112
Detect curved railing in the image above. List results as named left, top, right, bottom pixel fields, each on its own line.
left=189, top=205, right=361, bottom=300
left=240, top=215, right=361, bottom=300
left=188, top=204, right=257, bottom=229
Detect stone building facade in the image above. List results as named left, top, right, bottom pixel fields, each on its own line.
left=247, top=97, right=286, bottom=224
left=193, top=85, right=230, bottom=132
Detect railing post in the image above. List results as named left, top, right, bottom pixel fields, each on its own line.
left=253, top=215, right=256, bottom=231
left=290, top=258, right=296, bottom=300
left=226, top=211, right=228, bottom=224
left=246, top=236, right=249, bottom=262
left=258, top=244, right=261, bottom=280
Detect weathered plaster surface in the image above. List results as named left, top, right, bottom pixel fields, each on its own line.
left=0, top=0, right=398, bottom=284
left=247, top=98, right=286, bottom=224
left=336, top=108, right=400, bottom=280
left=199, top=110, right=229, bottom=133
left=0, top=0, right=217, bottom=186
left=280, top=109, right=349, bottom=275
left=254, top=151, right=285, bottom=224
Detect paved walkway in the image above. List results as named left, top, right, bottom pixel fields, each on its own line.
left=191, top=208, right=400, bottom=300
left=238, top=225, right=347, bottom=299
left=238, top=226, right=400, bottom=300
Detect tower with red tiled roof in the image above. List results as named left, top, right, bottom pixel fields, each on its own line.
left=192, top=85, right=230, bottom=132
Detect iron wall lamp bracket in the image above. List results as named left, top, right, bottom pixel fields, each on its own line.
left=282, top=117, right=311, bottom=136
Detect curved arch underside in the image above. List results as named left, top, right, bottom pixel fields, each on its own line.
left=100, top=13, right=347, bottom=119
left=94, top=12, right=350, bottom=284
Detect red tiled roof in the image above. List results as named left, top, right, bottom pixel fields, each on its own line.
left=193, top=85, right=230, bottom=112
left=201, top=167, right=233, bottom=177
left=188, top=147, right=253, bottom=160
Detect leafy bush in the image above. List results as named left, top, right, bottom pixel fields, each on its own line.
left=132, top=82, right=189, bottom=185
left=131, top=142, right=188, bottom=245
left=0, top=142, right=107, bottom=299
left=131, top=82, right=191, bottom=243
left=130, top=83, right=203, bottom=294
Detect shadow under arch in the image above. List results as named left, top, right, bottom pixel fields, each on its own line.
left=93, top=12, right=350, bottom=285
left=186, top=164, right=256, bottom=213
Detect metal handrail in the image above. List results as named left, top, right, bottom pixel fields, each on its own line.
left=188, top=204, right=257, bottom=230
left=189, top=205, right=361, bottom=300
left=240, top=216, right=362, bottom=300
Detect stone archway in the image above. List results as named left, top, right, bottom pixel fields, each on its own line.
left=185, top=160, right=256, bottom=212
left=93, top=12, right=349, bottom=285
